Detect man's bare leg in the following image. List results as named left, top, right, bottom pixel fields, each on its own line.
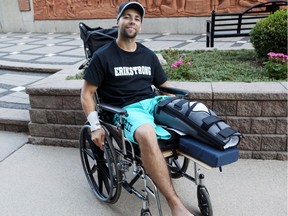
left=135, top=124, right=194, bottom=216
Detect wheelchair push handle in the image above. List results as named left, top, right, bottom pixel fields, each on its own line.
left=158, top=86, right=189, bottom=97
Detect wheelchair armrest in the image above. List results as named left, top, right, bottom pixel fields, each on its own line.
left=158, top=86, right=189, bottom=97
left=99, top=102, right=128, bottom=116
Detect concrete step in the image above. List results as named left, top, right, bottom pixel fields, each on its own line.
left=0, top=108, right=30, bottom=132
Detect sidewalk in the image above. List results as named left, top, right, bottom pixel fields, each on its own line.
left=0, top=32, right=287, bottom=216
left=0, top=143, right=287, bottom=216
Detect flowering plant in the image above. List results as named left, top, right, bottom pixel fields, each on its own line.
left=171, top=54, right=191, bottom=69
left=263, top=52, right=288, bottom=80
left=171, top=58, right=184, bottom=69
left=170, top=54, right=192, bottom=80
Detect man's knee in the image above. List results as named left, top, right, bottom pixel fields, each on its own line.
left=135, top=124, right=160, bottom=149
left=135, top=124, right=156, bottom=142
left=135, top=124, right=162, bottom=158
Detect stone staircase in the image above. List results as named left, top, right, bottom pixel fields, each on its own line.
left=0, top=108, right=30, bottom=132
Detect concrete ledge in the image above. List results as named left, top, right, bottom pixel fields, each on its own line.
left=0, top=108, right=30, bottom=132
left=26, top=68, right=288, bottom=160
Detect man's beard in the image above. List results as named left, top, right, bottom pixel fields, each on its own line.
left=121, top=28, right=138, bottom=39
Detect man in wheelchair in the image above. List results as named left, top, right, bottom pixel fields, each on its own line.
left=80, top=1, right=194, bottom=215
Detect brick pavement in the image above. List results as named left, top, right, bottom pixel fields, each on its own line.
left=0, top=32, right=253, bottom=66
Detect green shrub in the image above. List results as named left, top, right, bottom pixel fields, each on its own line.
left=250, top=9, right=287, bottom=59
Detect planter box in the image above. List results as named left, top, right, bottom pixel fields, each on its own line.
left=26, top=68, right=288, bottom=160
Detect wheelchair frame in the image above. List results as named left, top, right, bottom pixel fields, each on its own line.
left=78, top=22, right=238, bottom=216
left=79, top=87, right=214, bottom=216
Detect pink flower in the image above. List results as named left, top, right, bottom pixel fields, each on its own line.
left=267, top=52, right=288, bottom=63
left=171, top=58, right=183, bottom=68
left=276, top=53, right=285, bottom=58
left=267, top=52, right=276, bottom=57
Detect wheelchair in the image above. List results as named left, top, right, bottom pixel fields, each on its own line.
left=78, top=22, right=239, bottom=216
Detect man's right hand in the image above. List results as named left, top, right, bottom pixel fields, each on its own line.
left=91, top=128, right=105, bottom=150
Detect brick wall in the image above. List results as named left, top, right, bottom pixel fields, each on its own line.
left=213, top=98, right=287, bottom=160
left=26, top=75, right=287, bottom=160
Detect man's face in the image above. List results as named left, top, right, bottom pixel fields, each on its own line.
left=117, top=9, right=142, bottom=39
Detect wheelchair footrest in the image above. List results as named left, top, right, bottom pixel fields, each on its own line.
left=178, top=137, right=239, bottom=168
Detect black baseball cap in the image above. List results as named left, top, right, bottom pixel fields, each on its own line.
left=117, top=1, right=145, bottom=22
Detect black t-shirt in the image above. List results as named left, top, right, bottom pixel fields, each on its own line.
left=83, top=40, right=168, bottom=107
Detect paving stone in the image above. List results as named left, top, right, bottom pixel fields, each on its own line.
left=35, top=55, right=83, bottom=64
left=0, top=108, right=30, bottom=122
left=3, top=53, right=40, bottom=61
left=29, top=38, right=74, bottom=45
left=0, top=44, right=43, bottom=53
left=59, top=47, right=85, bottom=56
left=0, top=95, right=23, bottom=103
left=24, top=45, right=76, bottom=54
left=156, top=34, right=195, bottom=41
left=137, top=34, right=160, bottom=40
left=0, top=88, right=6, bottom=94
left=0, top=37, right=16, bottom=43
left=57, top=40, right=83, bottom=46
left=15, top=38, right=43, bottom=44
left=141, top=40, right=183, bottom=50
left=56, top=34, right=80, bottom=39
left=31, top=33, right=69, bottom=38
left=177, top=41, right=206, bottom=50
left=0, top=73, right=47, bottom=86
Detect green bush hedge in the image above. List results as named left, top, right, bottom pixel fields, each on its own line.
left=250, top=9, right=287, bottom=59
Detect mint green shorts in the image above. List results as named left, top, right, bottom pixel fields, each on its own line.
left=113, top=96, right=171, bottom=143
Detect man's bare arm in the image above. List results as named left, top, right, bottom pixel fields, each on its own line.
left=81, top=80, right=105, bottom=149
left=81, top=80, right=97, bottom=117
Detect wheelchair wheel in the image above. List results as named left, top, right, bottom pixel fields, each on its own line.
left=197, top=185, right=213, bottom=216
left=79, top=124, right=121, bottom=204
left=166, top=156, right=189, bottom=179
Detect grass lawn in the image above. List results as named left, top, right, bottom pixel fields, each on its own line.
left=69, top=49, right=287, bottom=82
left=161, top=49, right=287, bottom=82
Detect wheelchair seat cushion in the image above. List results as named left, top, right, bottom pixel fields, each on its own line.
left=178, top=137, right=239, bottom=167
left=158, top=129, right=179, bottom=151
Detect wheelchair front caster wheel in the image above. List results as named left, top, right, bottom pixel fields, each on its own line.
left=197, top=185, right=213, bottom=216
left=166, top=156, right=189, bottom=179
left=140, top=208, right=152, bottom=216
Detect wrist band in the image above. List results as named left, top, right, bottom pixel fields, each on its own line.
left=87, top=111, right=101, bottom=131
left=90, top=123, right=101, bottom=132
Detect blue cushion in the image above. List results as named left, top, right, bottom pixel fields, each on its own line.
left=179, top=137, right=239, bottom=167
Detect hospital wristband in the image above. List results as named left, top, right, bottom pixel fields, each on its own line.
left=87, top=111, right=101, bottom=132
